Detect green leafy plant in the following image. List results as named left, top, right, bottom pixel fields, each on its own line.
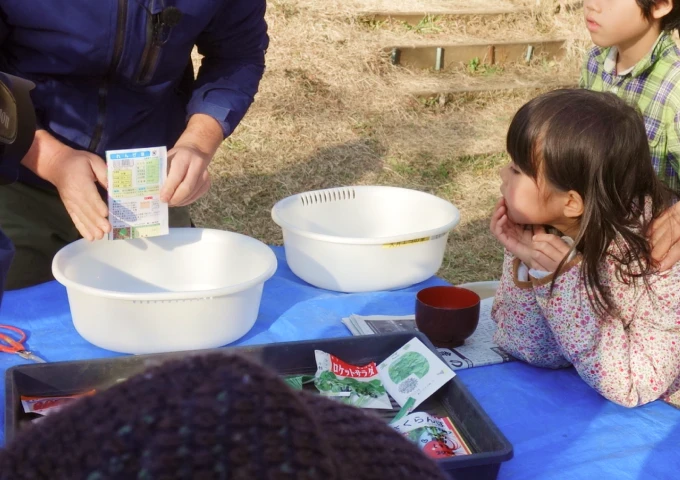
left=315, top=371, right=387, bottom=398
left=403, top=15, right=442, bottom=34
left=388, top=352, right=430, bottom=383
left=283, top=375, right=315, bottom=390
left=466, top=57, right=503, bottom=76
left=467, top=57, right=481, bottom=74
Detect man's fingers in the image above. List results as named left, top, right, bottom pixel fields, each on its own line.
left=77, top=196, right=108, bottom=235
left=90, top=155, right=109, bottom=190
left=66, top=203, right=103, bottom=241
left=168, top=158, right=206, bottom=206
left=75, top=183, right=110, bottom=230
left=176, top=172, right=211, bottom=207
left=91, top=192, right=109, bottom=222
left=162, top=155, right=189, bottom=203
left=69, top=210, right=94, bottom=242
left=77, top=204, right=106, bottom=239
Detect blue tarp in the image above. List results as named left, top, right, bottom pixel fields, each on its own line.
left=1, top=246, right=678, bottom=478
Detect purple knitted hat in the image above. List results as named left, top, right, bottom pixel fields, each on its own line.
left=0, top=353, right=448, bottom=480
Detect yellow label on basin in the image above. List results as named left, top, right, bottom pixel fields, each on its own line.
left=381, top=233, right=446, bottom=248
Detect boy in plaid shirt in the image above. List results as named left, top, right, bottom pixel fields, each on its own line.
left=580, top=1, right=680, bottom=270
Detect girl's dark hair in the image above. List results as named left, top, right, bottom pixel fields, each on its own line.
left=506, top=89, right=672, bottom=315
left=637, top=0, right=680, bottom=32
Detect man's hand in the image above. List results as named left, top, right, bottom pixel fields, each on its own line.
left=50, top=148, right=110, bottom=241
left=161, top=144, right=212, bottom=207
left=160, top=113, right=223, bottom=207
left=650, top=202, right=680, bottom=271
left=21, top=130, right=110, bottom=241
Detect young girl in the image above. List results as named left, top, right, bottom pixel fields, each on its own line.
left=490, top=89, right=680, bottom=408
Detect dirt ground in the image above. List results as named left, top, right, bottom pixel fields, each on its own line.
left=190, top=0, right=590, bottom=284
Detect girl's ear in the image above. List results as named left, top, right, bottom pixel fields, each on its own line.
left=652, top=0, right=673, bottom=19
left=563, top=190, right=584, bottom=219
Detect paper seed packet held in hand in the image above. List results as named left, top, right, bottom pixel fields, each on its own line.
left=378, top=338, right=455, bottom=409
left=106, top=147, right=169, bottom=240
left=314, top=350, right=392, bottom=409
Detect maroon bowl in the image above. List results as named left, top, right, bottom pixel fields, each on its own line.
left=415, top=286, right=481, bottom=348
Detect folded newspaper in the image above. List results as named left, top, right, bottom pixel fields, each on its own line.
left=106, top=146, right=169, bottom=240
left=342, top=297, right=514, bottom=371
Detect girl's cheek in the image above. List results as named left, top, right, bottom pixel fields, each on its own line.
left=504, top=185, right=515, bottom=203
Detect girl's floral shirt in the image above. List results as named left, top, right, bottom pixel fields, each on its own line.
left=492, top=249, right=680, bottom=408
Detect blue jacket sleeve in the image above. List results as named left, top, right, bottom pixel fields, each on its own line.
left=187, top=0, right=268, bottom=137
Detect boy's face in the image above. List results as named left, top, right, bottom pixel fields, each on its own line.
left=584, top=0, right=653, bottom=48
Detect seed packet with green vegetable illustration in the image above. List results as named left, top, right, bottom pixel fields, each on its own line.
left=378, top=338, right=455, bottom=408
left=391, top=412, right=471, bottom=459
left=314, top=350, right=392, bottom=409
left=283, top=375, right=315, bottom=390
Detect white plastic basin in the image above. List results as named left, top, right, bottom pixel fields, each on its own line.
left=271, top=186, right=460, bottom=292
left=52, top=228, right=277, bottom=354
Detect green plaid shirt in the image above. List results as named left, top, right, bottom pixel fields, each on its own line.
left=580, top=32, right=680, bottom=193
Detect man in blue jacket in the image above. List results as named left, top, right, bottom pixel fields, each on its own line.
left=0, top=0, right=268, bottom=289
left=0, top=72, right=35, bottom=300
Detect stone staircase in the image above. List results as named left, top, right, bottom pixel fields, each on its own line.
left=347, top=0, right=587, bottom=157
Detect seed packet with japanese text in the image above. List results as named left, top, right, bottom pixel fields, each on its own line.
left=21, top=390, right=96, bottom=416
left=314, top=350, right=392, bottom=409
left=391, top=412, right=472, bottom=458
left=378, top=338, right=455, bottom=408
left=106, top=146, right=169, bottom=240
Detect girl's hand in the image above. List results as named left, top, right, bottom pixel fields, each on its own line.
left=530, top=231, right=572, bottom=272
left=649, top=202, right=680, bottom=271
left=490, top=198, right=534, bottom=266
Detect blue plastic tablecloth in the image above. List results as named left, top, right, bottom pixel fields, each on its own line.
left=1, top=246, right=679, bottom=479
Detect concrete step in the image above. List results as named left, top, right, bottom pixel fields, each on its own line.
left=409, top=78, right=577, bottom=100
left=387, top=38, right=568, bottom=70
left=361, top=8, right=531, bottom=25
left=356, top=0, right=582, bottom=23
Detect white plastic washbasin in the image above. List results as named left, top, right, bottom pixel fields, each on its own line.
left=52, top=228, right=277, bottom=354
left=272, top=186, right=460, bottom=292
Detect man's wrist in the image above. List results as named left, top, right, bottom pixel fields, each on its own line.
left=175, top=113, right=224, bottom=158
left=20, top=129, right=71, bottom=185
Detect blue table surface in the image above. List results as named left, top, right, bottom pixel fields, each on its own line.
left=1, top=246, right=679, bottom=478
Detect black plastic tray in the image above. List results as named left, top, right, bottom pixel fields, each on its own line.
left=5, top=332, right=512, bottom=479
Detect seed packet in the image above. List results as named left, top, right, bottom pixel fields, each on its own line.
left=20, top=390, right=96, bottom=416
left=391, top=412, right=471, bottom=458
left=283, top=375, right=315, bottom=390
left=313, top=350, right=392, bottom=409
left=378, top=338, right=455, bottom=408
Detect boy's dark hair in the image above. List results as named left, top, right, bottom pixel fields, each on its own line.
left=637, top=0, right=680, bottom=32
left=506, top=89, right=672, bottom=315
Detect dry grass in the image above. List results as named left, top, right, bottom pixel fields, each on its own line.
left=190, top=0, right=590, bottom=284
